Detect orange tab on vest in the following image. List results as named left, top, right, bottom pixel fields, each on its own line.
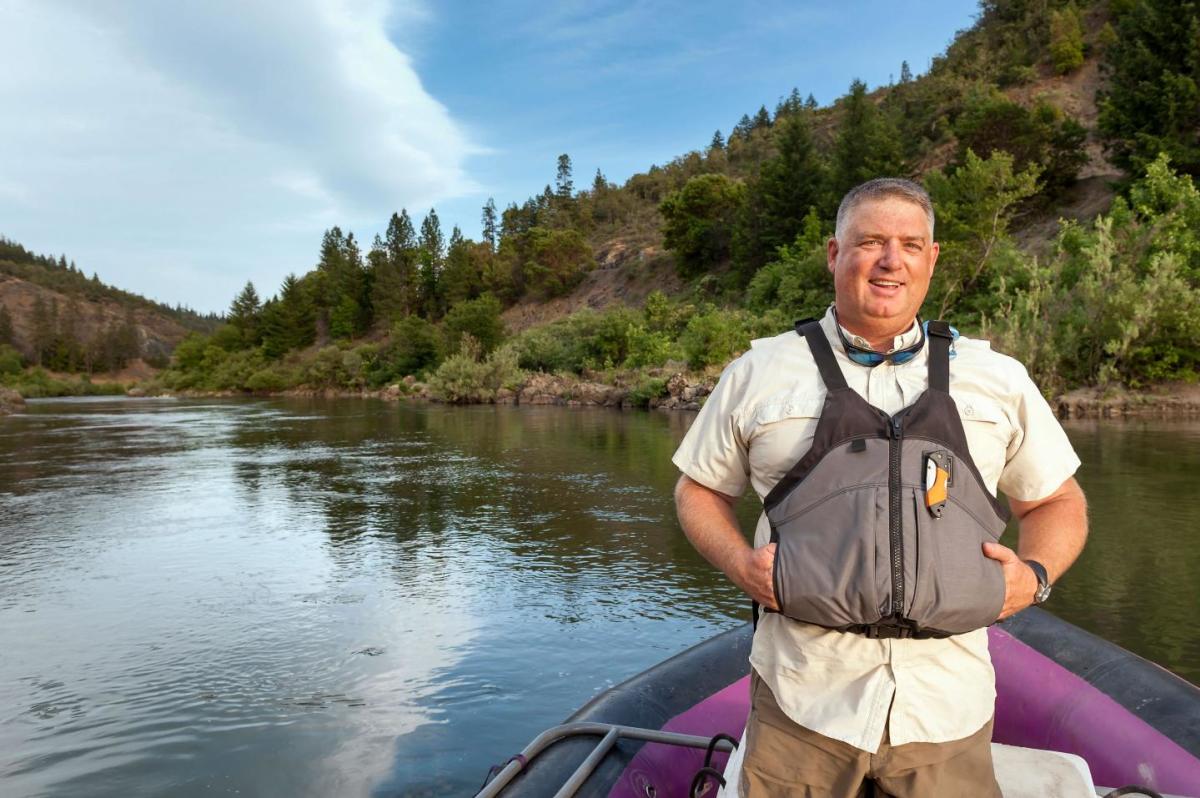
left=924, top=451, right=952, bottom=517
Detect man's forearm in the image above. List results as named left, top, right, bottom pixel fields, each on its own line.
left=1013, top=477, right=1089, bottom=583
left=674, top=474, right=777, bottom=608
left=674, top=474, right=747, bottom=575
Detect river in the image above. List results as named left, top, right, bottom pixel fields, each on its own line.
left=1, top=398, right=1197, bottom=796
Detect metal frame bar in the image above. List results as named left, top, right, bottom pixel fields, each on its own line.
left=475, top=721, right=736, bottom=798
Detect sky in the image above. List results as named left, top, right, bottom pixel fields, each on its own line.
left=0, top=0, right=980, bottom=315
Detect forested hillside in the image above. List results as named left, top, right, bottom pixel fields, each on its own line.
left=12, top=0, right=1200, bottom=404
left=0, top=238, right=219, bottom=394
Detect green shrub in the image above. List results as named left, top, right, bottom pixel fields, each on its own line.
left=370, top=315, right=441, bottom=386
left=0, top=344, right=22, bottom=376
left=746, top=239, right=832, bottom=320
left=442, top=294, right=505, bottom=355
left=245, top=363, right=299, bottom=392
left=428, top=339, right=524, bottom=403
left=623, top=323, right=680, bottom=368
left=659, top=173, right=746, bottom=277
left=626, top=375, right=668, bottom=408
left=679, top=308, right=755, bottom=370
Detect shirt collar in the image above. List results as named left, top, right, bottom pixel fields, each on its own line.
left=821, top=305, right=922, bottom=354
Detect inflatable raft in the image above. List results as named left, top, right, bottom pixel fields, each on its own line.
left=477, top=608, right=1200, bottom=798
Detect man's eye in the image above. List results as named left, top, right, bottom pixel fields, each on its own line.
left=905, top=242, right=923, bottom=251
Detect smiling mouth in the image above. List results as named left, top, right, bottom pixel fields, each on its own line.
left=869, top=279, right=903, bottom=288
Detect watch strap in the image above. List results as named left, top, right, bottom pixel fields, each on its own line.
left=1025, top=559, right=1051, bottom=603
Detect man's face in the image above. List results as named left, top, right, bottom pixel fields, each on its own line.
left=827, top=197, right=939, bottom=341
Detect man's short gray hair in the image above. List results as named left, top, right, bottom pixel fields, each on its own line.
left=834, top=178, right=935, bottom=241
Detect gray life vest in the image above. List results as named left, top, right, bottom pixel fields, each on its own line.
left=761, top=319, right=1010, bottom=639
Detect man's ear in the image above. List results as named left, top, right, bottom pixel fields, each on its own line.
left=826, top=237, right=839, bottom=274
left=929, top=241, right=940, bottom=276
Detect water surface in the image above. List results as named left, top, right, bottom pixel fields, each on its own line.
left=0, top=398, right=1196, bottom=796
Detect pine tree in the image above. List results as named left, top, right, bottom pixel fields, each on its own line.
left=481, top=198, right=498, bottom=251
left=1099, top=0, right=1200, bottom=177
left=0, top=304, right=14, bottom=347
left=262, top=273, right=315, bottom=356
left=733, top=113, right=829, bottom=278
left=555, top=154, right=574, bottom=199
left=418, top=209, right=445, bottom=318
left=31, top=295, right=55, bottom=366
left=710, top=130, right=725, bottom=150
left=831, top=79, right=905, bottom=198
left=752, top=105, right=772, bottom=129
left=442, top=226, right=487, bottom=305
left=900, top=61, right=913, bottom=83
left=1049, top=3, right=1085, bottom=74
left=228, top=281, right=263, bottom=348
left=732, top=113, right=754, bottom=140
left=804, top=94, right=818, bottom=111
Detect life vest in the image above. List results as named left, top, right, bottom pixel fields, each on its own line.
left=761, top=319, right=1009, bottom=638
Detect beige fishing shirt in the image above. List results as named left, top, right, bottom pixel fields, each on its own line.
left=672, top=306, right=1080, bottom=752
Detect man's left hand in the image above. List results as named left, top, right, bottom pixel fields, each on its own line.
left=982, top=541, right=1038, bottom=620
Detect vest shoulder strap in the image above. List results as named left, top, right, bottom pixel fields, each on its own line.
left=926, top=320, right=953, bottom=393
left=795, top=319, right=848, bottom=391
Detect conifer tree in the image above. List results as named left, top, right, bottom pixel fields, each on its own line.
left=710, top=130, right=725, bottom=150
left=752, top=105, right=772, bottom=129
left=481, top=198, right=498, bottom=251
left=733, top=113, right=828, bottom=279
left=732, top=113, right=754, bottom=140
left=418, top=209, right=445, bottom=318
left=555, top=154, right=574, bottom=199
left=900, top=61, right=913, bottom=83
left=831, top=79, right=905, bottom=198
left=1099, top=0, right=1200, bottom=177
left=228, top=281, right=263, bottom=348
left=0, top=304, right=14, bottom=347
left=31, top=295, right=55, bottom=366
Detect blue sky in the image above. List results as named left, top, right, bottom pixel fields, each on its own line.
left=0, top=1, right=979, bottom=314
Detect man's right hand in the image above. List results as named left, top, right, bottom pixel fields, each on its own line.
left=737, top=543, right=778, bottom=610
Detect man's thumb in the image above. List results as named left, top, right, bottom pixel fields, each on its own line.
left=982, top=541, right=1014, bottom=561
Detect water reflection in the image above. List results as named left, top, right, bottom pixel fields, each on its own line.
left=1, top=399, right=1195, bottom=797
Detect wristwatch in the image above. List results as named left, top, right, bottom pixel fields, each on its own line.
left=1025, top=559, right=1052, bottom=604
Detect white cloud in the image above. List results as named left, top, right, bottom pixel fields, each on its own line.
left=0, top=0, right=475, bottom=313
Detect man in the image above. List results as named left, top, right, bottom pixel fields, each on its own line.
left=672, top=178, right=1087, bottom=797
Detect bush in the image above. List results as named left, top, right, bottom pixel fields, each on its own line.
left=626, top=375, right=668, bottom=408
left=370, top=315, right=441, bottom=385
left=525, top=228, right=592, bottom=298
left=428, top=338, right=524, bottom=403
left=0, top=344, right=22, bottom=376
left=245, top=363, right=299, bottom=392
left=623, top=323, right=679, bottom=368
left=660, top=173, right=746, bottom=277
left=442, top=294, right=505, bottom=356
left=746, top=215, right=832, bottom=320
left=984, top=156, right=1200, bottom=389
left=679, top=308, right=756, bottom=370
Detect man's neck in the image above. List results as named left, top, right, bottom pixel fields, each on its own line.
left=835, top=312, right=917, bottom=352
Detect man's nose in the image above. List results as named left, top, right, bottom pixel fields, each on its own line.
left=877, top=239, right=903, bottom=268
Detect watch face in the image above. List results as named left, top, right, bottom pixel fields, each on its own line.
left=1035, top=583, right=1052, bottom=604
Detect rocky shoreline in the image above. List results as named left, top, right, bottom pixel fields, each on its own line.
left=7, top=374, right=1200, bottom=419
left=0, top=387, right=24, bottom=415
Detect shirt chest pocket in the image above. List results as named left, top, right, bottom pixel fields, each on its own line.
left=953, top=393, right=1014, bottom=479
left=744, top=396, right=825, bottom=491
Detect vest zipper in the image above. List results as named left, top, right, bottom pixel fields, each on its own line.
left=888, top=414, right=904, bottom=617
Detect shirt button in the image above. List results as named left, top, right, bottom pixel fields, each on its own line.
left=964, top=405, right=975, bottom=417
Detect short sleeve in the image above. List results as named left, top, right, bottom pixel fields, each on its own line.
left=671, top=359, right=752, bottom=498
left=996, top=365, right=1081, bottom=502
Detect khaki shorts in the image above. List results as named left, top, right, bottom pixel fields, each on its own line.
left=740, top=672, right=1001, bottom=798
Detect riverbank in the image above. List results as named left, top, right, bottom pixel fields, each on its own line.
left=15, top=370, right=1195, bottom=419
